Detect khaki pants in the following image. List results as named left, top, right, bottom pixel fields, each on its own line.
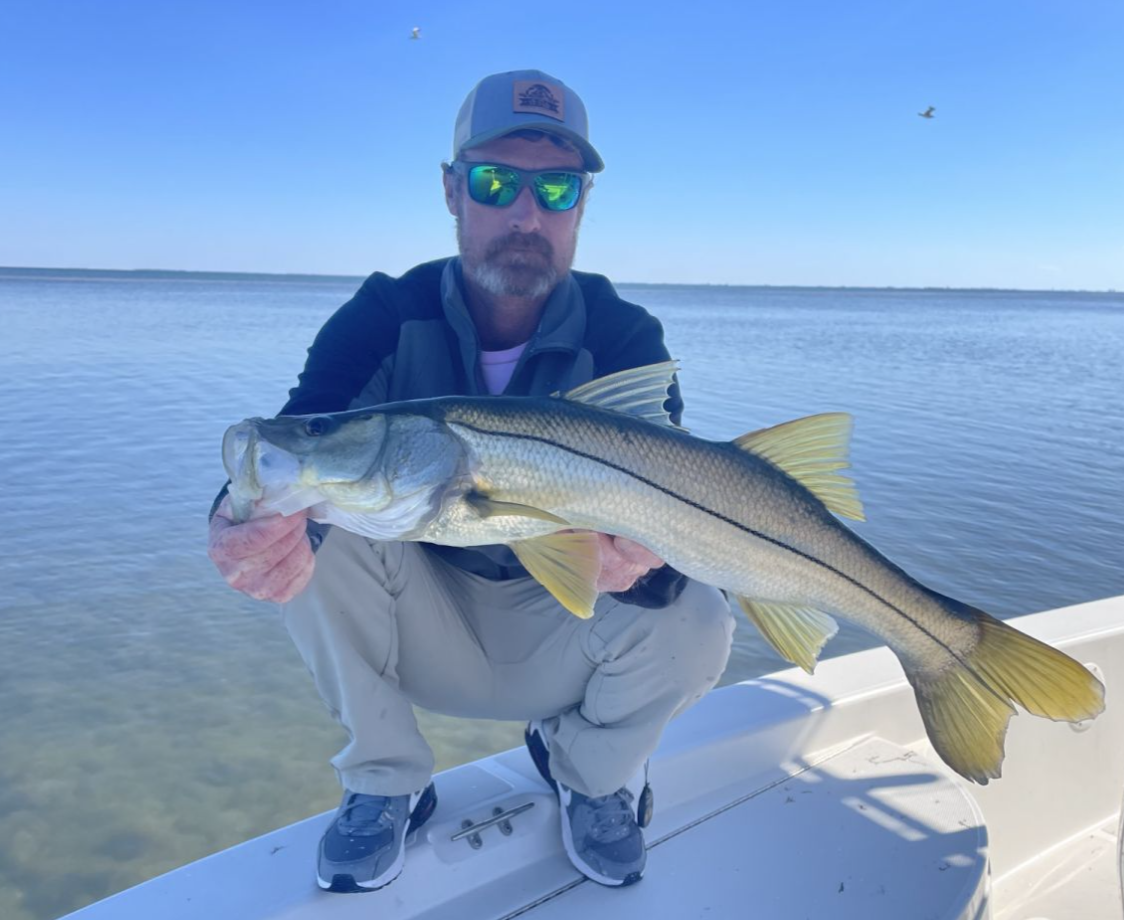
left=281, top=528, right=735, bottom=798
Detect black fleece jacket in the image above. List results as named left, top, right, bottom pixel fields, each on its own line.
left=219, top=257, right=689, bottom=609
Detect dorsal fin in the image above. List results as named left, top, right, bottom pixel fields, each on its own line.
left=733, top=413, right=865, bottom=521
left=560, top=361, right=682, bottom=428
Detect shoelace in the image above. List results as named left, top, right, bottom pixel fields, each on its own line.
left=584, top=788, right=636, bottom=844
left=337, top=793, right=401, bottom=836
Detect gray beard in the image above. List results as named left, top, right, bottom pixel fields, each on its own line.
left=459, top=225, right=562, bottom=299
left=468, top=260, right=558, bottom=299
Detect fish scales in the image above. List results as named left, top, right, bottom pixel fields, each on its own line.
left=223, top=362, right=1105, bottom=782
left=431, top=397, right=978, bottom=664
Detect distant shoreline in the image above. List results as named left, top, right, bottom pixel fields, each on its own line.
left=0, top=266, right=1118, bottom=296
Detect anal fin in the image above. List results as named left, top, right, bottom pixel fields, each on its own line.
left=736, top=598, right=839, bottom=674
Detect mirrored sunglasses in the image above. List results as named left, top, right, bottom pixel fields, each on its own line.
left=449, top=161, right=586, bottom=212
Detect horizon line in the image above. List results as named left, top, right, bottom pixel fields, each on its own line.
left=0, top=265, right=1118, bottom=296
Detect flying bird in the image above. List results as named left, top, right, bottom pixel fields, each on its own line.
left=919, top=106, right=935, bottom=119
left=410, top=27, right=421, bottom=39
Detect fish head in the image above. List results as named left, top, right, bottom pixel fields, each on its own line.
left=222, top=412, right=393, bottom=521
left=222, top=408, right=467, bottom=538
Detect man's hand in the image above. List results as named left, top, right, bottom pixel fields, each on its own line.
left=594, top=533, right=664, bottom=593
left=207, top=495, right=315, bottom=603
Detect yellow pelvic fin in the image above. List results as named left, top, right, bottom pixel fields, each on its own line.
left=560, top=361, right=683, bottom=428
left=465, top=492, right=570, bottom=525
left=510, top=531, right=602, bottom=619
left=736, top=598, right=838, bottom=674
left=733, top=413, right=865, bottom=521
left=907, top=608, right=1105, bottom=784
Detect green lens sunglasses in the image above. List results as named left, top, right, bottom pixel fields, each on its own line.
left=447, top=161, right=587, bottom=212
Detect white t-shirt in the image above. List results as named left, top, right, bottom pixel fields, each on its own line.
left=479, top=342, right=528, bottom=395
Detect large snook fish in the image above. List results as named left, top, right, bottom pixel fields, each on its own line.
left=222, top=361, right=1104, bottom=783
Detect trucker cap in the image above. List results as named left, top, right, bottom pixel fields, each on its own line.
left=453, top=69, right=604, bottom=173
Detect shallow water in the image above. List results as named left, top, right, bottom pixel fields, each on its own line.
left=1, top=269, right=1121, bottom=919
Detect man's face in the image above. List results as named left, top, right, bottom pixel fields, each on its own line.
left=444, top=134, right=587, bottom=299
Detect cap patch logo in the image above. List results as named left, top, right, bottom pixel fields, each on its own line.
left=512, top=81, right=565, bottom=122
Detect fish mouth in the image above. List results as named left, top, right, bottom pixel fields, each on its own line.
left=223, top=423, right=263, bottom=521
left=222, top=422, right=253, bottom=481
left=222, top=421, right=316, bottom=521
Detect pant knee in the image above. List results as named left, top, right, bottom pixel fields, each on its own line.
left=278, top=531, right=401, bottom=681
left=663, top=581, right=735, bottom=672
left=604, top=581, right=733, bottom=693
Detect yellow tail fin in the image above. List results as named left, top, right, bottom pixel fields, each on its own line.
left=909, top=610, right=1105, bottom=784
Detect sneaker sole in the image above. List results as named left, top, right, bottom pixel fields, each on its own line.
left=317, top=783, right=438, bottom=894
left=527, top=722, right=644, bottom=889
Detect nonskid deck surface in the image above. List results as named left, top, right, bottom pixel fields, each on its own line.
left=60, top=597, right=1124, bottom=920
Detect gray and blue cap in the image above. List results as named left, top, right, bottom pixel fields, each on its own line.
left=453, top=69, right=604, bottom=173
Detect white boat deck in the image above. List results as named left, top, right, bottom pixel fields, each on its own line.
left=994, top=813, right=1120, bottom=920
left=522, top=735, right=990, bottom=919
left=61, top=596, right=1124, bottom=920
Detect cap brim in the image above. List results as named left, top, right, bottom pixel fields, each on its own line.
left=459, top=123, right=604, bottom=173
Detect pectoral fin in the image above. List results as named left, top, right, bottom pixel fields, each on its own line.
left=510, top=532, right=602, bottom=619
left=736, top=597, right=839, bottom=673
left=465, top=491, right=570, bottom=526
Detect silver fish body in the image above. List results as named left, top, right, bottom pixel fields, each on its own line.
left=223, top=363, right=1104, bottom=783
left=430, top=397, right=966, bottom=658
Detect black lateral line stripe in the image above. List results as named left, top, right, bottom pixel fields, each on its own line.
left=453, top=419, right=985, bottom=677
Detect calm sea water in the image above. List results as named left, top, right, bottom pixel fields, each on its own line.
left=1, top=268, right=1122, bottom=919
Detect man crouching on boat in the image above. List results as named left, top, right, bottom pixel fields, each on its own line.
left=207, top=69, right=734, bottom=893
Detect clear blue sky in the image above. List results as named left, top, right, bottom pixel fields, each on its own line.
left=2, top=0, right=1121, bottom=289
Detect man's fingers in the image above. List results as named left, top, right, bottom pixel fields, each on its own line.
left=598, top=534, right=663, bottom=572
left=207, top=498, right=316, bottom=602
left=611, top=535, right=664, bottom=569
left=268, top=538, right=316, bottom=602
left=269, top=548, right=317, bottom=603
left=593, top=533, right=659, bottom=592
left=209, top=510, right=308, bottom=562
left=596, top=564, right=650, bottom=592
left=235, top=536, right=315, bottom=602
left=222, top=520, right=309, bottom=584
left=596, top=569, right=648, bottom=592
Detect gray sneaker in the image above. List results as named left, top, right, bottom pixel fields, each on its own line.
left=525, top=720, right=647, bottom=886
left=317, top=783, right=437, bottom=893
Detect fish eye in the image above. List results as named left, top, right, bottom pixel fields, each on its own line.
left=304, top=416, right=334, bottom=437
